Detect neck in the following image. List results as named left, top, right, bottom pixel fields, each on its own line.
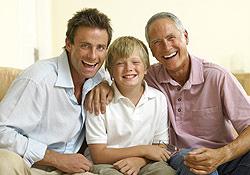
left=118, top=83, right=145, bottom=106
left=69, top=63, right=86, bottom=104
left=168, top=57, right=191, bottom=86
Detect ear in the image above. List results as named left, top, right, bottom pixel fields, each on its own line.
left=184, top=30, right=189, bottom=45
left=65, top=38, right=72, bottom=52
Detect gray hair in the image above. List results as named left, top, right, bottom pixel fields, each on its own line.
left=145, top=12, right=185, bottom=43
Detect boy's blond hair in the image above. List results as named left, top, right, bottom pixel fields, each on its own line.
left=105, top=36, right=150, bottom=75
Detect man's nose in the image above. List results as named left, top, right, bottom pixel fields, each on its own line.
left=88, top=48, right=97, bottom=59
left=162, top=39, right=171, bottom=49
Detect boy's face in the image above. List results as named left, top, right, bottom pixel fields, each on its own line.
left=112, top=51, right=146, bottom=92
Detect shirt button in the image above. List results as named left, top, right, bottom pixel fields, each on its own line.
left=178, top=98, right=182, bottom=101
left=178, top=108, right=181, bottom=112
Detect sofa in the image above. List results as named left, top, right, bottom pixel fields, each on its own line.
left=0, top=67, right=22, bottom=101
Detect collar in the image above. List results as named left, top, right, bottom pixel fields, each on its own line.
left=55, top=50, right=74, bottom=88
left=113, top=80, right=156, bottom=103
left=157, top=54, right=204, bottom=87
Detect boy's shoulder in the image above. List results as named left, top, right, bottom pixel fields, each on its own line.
left=146, top=85, right=166, bottom=100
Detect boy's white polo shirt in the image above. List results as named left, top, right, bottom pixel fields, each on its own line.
left=86, top=81, right=169, bottom=148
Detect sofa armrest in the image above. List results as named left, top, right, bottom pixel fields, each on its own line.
left=0, top=67, right=22, bottom=101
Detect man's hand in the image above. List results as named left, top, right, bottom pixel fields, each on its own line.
left=113, top=157, right=147, bottom=175
left=184, top=147, right=225, bottom=174
left=36, top=150, right=92, bottom=173
left=84, top=81, right=113, bottom=115
left=53, top=153, right=92, bottom=173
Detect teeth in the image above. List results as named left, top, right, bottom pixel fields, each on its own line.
left=123, top=75, right=136, bottom=79
left=82, top=61, right=97, bottom=67
left=164, top=52, right=177, bottom=58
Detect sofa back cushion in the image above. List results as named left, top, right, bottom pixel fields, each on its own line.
left=0, top=67, right=22, bottom=101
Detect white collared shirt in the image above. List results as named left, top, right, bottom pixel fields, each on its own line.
left=86, top=81, right=168, bottom=148
left=0, top=51, right=109, bottom=167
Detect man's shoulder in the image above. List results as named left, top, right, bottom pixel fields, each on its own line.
left=148, top=63, right=164, bottom=73
left=192, top=55, right=230, bottom=77
left=19, top=57, right=58, bottom=83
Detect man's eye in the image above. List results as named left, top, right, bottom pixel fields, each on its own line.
left=97, top=45, right=106, bottom=51
left=80, top=44, right=90, bottom=49
left=152, top=40, right=161, bottom=46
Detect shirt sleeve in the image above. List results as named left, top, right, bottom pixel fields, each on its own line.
left=222, top=72, right=250, bottom=133
left=152, top=93, right=169, bottom=144
left=85, top=111, right=107, bottom=144
left=0, top=78, right=47, bottom=167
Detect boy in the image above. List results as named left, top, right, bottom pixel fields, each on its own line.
left=86, top=36, right=174, bottom=175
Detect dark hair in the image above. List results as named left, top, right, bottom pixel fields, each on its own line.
left=66, top=8, right=112, bottom=46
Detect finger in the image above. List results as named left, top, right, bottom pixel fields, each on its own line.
left=185, top=151, right=208, bottom=163
left=163, top=149, right=171, bottom=159
left=113, top=160, right=126, bottom=170
left=79, top=169, right=86, bottom=173
left=85, top=91, right=94, bottom=113
left=120, top=165, right=130, bottom=174
left=190, top=167, right=211, bottom=175
left=188, top=147, right=207, bottom=155
left=185, top=160, right=210, bottom=171
left=132, top=171, right=139, bottom=175
left=106, top=88, right=114, bottom=104
left=80, top=164, right=91, bottom=172
left=100, top=88, right=107, bottom=114
left=80, top=156, right=93, bottom=168
left=93, top=88, right=101, bottom=116
left=126, top=168, right=135, bottom=175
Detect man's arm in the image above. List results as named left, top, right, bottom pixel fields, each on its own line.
left=185, top=125, right=250, bottom=174
left=36, top=149, right=92, bottom=173
left=84, top=81, right=113, bottom=115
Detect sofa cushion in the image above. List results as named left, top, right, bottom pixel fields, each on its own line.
left=0, top=67, right=22, bottom=101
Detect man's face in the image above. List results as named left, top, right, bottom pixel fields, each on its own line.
left=66, top=26, right=108, bottom=81
left=148, top=18, right=189, bottom=73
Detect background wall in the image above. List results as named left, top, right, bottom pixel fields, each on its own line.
left=1, top=0, right=250, bottom=73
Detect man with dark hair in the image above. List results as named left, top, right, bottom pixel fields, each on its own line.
left=0, top=8, right=112, bottom=175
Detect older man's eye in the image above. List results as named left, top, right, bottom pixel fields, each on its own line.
left=80, top=43, right=90, bottom=49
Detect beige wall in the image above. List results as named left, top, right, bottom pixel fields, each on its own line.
left=1, top=0, right=250, bottom=72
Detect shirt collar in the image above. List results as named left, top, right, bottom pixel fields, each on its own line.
left=189, top=55, right=204, bottom=85
left=55, top=50, right=74, bottom=88
left=113, top=80, right=155, bottom=103
left=157, top=54, right=204, bottom=87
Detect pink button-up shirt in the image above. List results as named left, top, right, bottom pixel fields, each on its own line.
left=145, top=55, right=250, bottom=149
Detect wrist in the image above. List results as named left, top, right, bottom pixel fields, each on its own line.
left=219, top=146, right=233, bottom=164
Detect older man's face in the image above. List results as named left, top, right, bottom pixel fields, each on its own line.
left=148, top=18, right=189, bottom=73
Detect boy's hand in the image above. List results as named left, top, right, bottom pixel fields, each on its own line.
left=113, top=157, right=147, bottom=175
left=142, top=145, right=171, bottom=161
left=84, top=81, right=113, bottom=115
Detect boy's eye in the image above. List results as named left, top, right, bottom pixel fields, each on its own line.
left=115, top=62, right=124, bottom=66
left=132, top=61, right=141, bottom=64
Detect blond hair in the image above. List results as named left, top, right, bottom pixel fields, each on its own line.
left=105, top=36, right=149, bottom=75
